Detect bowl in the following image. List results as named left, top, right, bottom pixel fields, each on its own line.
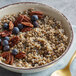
left=0, top=2, right=73, bottom=73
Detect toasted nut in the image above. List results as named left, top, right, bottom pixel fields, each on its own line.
left=9, top=36, right=20, bottom=47
left=23, top=15, right=31, bottom=22
left=1, top=52, right=14, bottom=65
left=38, top=15, right=43, bottom=19
left=1, top=52, right=9, bottom=58
left=29, top=11, right=43, bottom=19
left=9, top=21, right=14, bottom=30
left=5, top=52, right=11, bottom=64
left=21, top=22, right=33, bottom=28
left=10, top=54, right=14, bottom=65
left=0, top=30, right=12, bottom=37
left=14, top=15, right=31, bottom=26
left=0, top=46, right=2, bottom=50
left=29, top=11, right=43, bottom=15
left=15, top=52, right=26, bottom=59
left=21, top=27, right=32, bottom=32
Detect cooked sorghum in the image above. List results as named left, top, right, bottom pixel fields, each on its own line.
left=0, top=8, right=68, bottom=68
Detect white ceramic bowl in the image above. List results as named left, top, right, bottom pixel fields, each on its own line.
left=0, top=2, right=73, bottom=73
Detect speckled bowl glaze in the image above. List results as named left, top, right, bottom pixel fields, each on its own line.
left=0, top=2, right=73, bottom=74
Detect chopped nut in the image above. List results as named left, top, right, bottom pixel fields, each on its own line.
left=9, top=36, right=20, bottom=47
left=21, top=22, right=33, bottom=28
left=9, top=21, right=14, bottom=30
left=15, top=52, right=26, bottom=59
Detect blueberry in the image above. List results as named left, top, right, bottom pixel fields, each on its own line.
left=3, top=23, right=9, bottom=29
left=0, top=39, right=1, bottom=45
left=18, top=24, right=23, bottom=30
left=12, top=27, right=19, bottom=35
left=0, top=39, right=1, bottom=43
left=33, top=21, right=39, bottom=27
left=3, top=45, right=10, bottom=51
left=3, top=40, right=8, bottom=46
left=12, top=49, right=18, bottom=55
left=4, top=36, right=9, bottom=41
left=31, top=15, right=38, bottom=21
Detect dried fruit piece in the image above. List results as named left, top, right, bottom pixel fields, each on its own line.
left=0, top=30, right=12, bottom=37
left=9, top=21, right=14, bottom=30
left=15, top=52, right=25, bottom=59
left=21, top=27, right=32, bottom=32
left=21, top=22, right=33, bottom=28
left=9, top=36, right=20, bottom=47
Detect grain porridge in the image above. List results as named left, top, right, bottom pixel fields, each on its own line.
left=0, top=8, right=68, bottom=68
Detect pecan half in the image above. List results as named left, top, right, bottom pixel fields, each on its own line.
left=0, top=42, right=3, bottom=50
left=0, top=46, right=2, bottom=50
left=9, top=21, right=14, bottom=30
left=21, top=22, right=33, bottom=28
left=29, top=11, right=43, bottom=15
left=14, top=20, right=18, bottom=27
left=23, top=15, right=31, bottom=22
left=38, top=15, right=43, bottom=19
left=29, top=11, right=43, bottom=19
left=9, top=36, right=20, bottom=47
left=15, top=52, right=25, bottom=59
left=10, top=54, right=14, bottom=65
left=21, top=27, right=32, bottom=32
left=5, top=52, right=11, bottom=64
left=1, top=52, right=14, bottom=65
left=14, top=15, right=24, bottom=26
left=14, top=15, right=31, bottom=26
left=0, top=30, right=12, bottom=37
left=1, top=52, right=9, bottom=58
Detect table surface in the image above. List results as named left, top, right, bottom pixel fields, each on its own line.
left=0, top=0, right=76, bottom=76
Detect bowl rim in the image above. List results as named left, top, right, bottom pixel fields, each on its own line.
left=0, top=2, right=73, bottom=70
